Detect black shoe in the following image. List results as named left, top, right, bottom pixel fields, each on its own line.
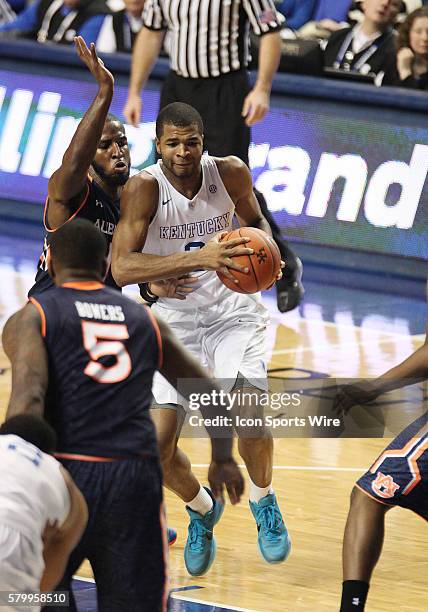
left=276, top=257, right=304, bottom=313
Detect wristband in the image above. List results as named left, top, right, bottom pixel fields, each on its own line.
left=139, top=282, right=159, bottom=304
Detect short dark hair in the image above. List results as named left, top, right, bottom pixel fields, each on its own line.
left=156, top=102, right=204, bottom=138
left=106, top=112, right=123, bottom=128
left=49, top=218, right=108, bottom=273
left=0, top=414, right=57, bottom=454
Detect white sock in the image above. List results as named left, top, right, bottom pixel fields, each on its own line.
left=249, top=478, right=274, bottom=503
left=187, top=486, right=214, bottom=516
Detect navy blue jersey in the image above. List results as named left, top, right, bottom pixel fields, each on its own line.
left=30, top=282, right=161, bottom=458
left=28, top=179, right=120, bottom=297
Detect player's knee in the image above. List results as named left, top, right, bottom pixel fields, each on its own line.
left=349, top=486, right=386, bottom=515
left=232, top=389, right=268, bottom=439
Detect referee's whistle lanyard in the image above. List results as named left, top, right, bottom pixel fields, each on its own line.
left=333, top=28, right=391, bottom=72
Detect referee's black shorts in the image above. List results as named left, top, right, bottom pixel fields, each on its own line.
left=47, top=457, right=167, bottom=612
left=160, top=69, right=251, bottom=165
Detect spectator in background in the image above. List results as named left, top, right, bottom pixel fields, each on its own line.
left=397, top=6, right=428, bottom=87
left=97, top=0, right=143, bottom=53
left=297, top=0, right=352, bottom=40
left=324, top=0, right=401, bottom=84
left=347, top=0, right=419, bottom=28
left=0, top=0, right=110, bottom=43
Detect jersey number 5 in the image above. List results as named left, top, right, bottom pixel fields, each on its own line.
left=82, top=321, right=131, bottom=384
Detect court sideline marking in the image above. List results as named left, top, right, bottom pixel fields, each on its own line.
left=72, top=577, right=257, bottom=611
left=191, top=464, right=366, bottom=472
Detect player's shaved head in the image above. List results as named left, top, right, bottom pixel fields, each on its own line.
left=156, top=102, right=204, bottom=138
left=49, top=219, right=108, bottom=275
left=0, top=414, right=57, bottom=454
left=105, top=112, right=123, bottom=129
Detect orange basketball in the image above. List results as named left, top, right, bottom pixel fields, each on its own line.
left=217, top=227, right=281, bottom=294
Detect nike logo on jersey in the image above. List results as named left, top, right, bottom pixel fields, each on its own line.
left=162, top=198, right=172, bottom=206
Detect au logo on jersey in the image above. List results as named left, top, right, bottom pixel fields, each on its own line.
left=371, top=471, right=400, bottom=498
left=209, top=184, right=217, bottom=193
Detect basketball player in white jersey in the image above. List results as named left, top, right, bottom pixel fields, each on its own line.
left=112, top=102, right=291, bottom=576
left=0, top=414, right=88, bottom=606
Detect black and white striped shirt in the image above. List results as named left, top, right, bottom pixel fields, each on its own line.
left=143, top=0, right=284, bottom=78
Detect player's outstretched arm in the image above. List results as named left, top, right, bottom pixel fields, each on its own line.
left=6, top=303, right=49, bottom=419
left=111, top=173, right=254, bottom=286
left=47, top=37, right=114, bottom=223
left=156, top=315, right=244, bottom=505
left=40, top=467, right=88, bottom=592
left=124, top=27, right=165, bottom=127
left=334, top=334, right=428, bottom=415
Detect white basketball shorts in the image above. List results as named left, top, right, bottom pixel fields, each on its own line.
left=151, top=291, right=269, bottom=408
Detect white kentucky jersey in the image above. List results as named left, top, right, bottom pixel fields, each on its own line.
left=0, top=435, right=70, bottom=543
left=143, top=154, right=240, bottom=309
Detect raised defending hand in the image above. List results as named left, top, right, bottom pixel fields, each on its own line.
left=208, top=458, right=245, bottom=505
left=149, top=276, right=200, bottom=300
left=74, top=36, right=114, bottom=90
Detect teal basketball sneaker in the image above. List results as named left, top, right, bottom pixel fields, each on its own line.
left=249, top=493, right=291, bottom=563
left=184, top=488, right=224, bottom=576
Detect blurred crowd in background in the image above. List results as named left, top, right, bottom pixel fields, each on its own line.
left=0, top=0, right=427, bottom=89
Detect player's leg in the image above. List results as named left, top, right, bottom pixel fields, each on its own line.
left=88, top=458, right=168, bottom=611
left=150, top=404, right=200, bottom=501
left=340, top=487, right=390, bottom=612
left=340, top=411, right=428, bottom=611
left=46, top=460, right=95, bottom=612
left=150, top=401, right=223, bottom=576
left=208, top=293, right=290, bottom=563
left=150, top=306, right=223, bottom=576
left=231, top=379, right=290, bottom=564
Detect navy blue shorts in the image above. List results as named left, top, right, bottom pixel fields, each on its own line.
left=50, top=457, right=168, bottom=611
left=357, top=411, right=428, bottom=520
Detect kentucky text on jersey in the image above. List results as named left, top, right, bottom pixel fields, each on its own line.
left=159, top=212, right=231, bottom=240
left=75, top=301, right=125, bottom=322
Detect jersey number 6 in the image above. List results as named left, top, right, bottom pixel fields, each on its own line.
left=81, top=321, right=131, bottom=384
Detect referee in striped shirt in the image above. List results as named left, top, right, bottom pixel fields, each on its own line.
left=124, top=0, right=304, bottom=313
